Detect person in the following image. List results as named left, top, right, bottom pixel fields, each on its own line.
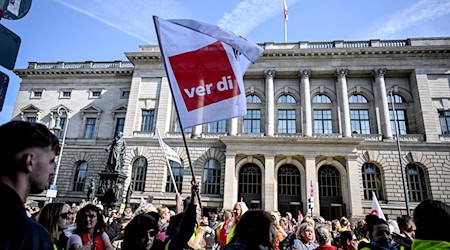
left=340, top=231, right=358, bottom=250
left=411, top=199, right=450, bottom=249
left=294, top=222, right=318, bottom=250
left=67, top=204, right=113, bottom=250
left=37, top=203, right=73, bottom=250
left=223, top=209, right=275, bottom=250
left=87, top=178, right=96, bottom=202
left=314, top=226, right=341, bottom=250
left=396, top=216, right=415, bottom=241
left=271, top=212, right=287, bottom=250
left=226, top=201, right=249, bottom=244
left=0, top=121, right=60, bottom=250
left=218, top=210, right=233, bottom=248
left=105, top=132, right=126, bottom=172
left=121, top=213, right=159, bottom=250
left=358, top=214, right=396, bottom=250
left=157, top=206, right=171, bottom=233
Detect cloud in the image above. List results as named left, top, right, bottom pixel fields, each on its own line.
left=218, top=0, right=299, bottom=36
left=52, top=0, right=188, bottom=44
left=373, top=0, right=450, bottom=38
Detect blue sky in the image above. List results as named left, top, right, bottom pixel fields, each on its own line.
left=0, top=0, right=449, bottom=124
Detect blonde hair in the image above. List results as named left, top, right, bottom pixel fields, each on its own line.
left=297, top=222, right=315, bottom=242
left=37, top=203, right=67, bottom=244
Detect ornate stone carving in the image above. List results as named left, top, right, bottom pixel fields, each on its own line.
left=371, top=68, right=387, bottom=78
left=299, top=69, right=311, bottom=78
left=264, top=70, right=276, bottom=78
left=335, top=69, right=349, bottom=78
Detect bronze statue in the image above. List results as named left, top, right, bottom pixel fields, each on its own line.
left=87, top=178, right=96, bottom=201
left=105, top=132, right=126, bottom=172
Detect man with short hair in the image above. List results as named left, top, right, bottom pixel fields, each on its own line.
left=0, top=121, right=60, bottom=250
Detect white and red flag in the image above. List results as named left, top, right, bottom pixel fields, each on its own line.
left=284, top=0, right=289, bottom=21
left=156, top=128, right=182, bottom=165
left=153, top=16, right=264, bottom=128
left=371, top=191, right=386, bottom=221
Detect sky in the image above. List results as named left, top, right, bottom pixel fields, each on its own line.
left=0, top=0, right=449, bottom=124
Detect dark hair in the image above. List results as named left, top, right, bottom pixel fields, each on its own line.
left=0, top=121, right=60, bottom=175
left=122, top=213, right=159, bottom=250
left=365, top=214, right=388, bottom=234
left=228, top=209, right=275, bottom=248
left=340, top=230, right=354, bottom=250
left=37, top=203, right=66, bottom=244
left=414, top=199, right=450, bottom=241
left=396, top=215, right=413, bottom=232
left=75, top=204, right=106, bottom=236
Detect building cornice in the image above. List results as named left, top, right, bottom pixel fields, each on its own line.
left=14, top=61, right=134, bottom=76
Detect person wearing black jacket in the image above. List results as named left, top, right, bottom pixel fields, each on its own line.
left=0, top=121, right=60, bottom=250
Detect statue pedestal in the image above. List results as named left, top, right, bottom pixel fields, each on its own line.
left=97, top=170, right=127, bottom=210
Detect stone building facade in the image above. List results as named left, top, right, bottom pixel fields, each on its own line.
left=12, top=37, right=450, bottom=220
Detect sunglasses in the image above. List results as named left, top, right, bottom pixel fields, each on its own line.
left=148, top=230, right=158, bottom=237
left=59, top=212, right=72, bottom=219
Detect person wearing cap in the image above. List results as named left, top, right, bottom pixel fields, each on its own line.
left=0, top=121, right=60, bottom=250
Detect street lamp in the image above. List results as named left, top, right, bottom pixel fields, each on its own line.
left=49, top=106, right=70, bottom=203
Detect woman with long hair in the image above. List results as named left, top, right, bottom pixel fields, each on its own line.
left=293, top=222, right=318, bottom=250
left=226, top=202, right=248, bottom=244
left=67, top=204, right=113, bottom=250
left=121, top=213, right=159, bottom=250
left=37, top=202, right=72, bottom=250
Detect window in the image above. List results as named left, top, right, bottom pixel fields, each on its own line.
left=318, top=165, right=340, bottom=198
left=141, top=110, right=155, bottom=132
left=174, top=119, right=192, bottom=133
left=349, top=94, right=368, bottom=103
left=350, top=110, right=370, bottom=134
left=239, top=164, right=262, bottom=195
left=92, top=91, right=101, bottom=97
left=132, top=157, right=147, bottom=192
left=33, top=91, right=42, bottom=98
left=387, top=94, right=404, bottom=104
left=121, top=90, right=130, bottom=98
left=63, top=91, right=71, bottom=97
left=208, top=120, right=227, bottom=133
left=439, top=111, right=450, bottom=134
left=89, top=89, right=102, bottom=99
left=31, top=89, right=43, bottom=99
left=202, top=159, right=221, bottom=194
left=115, top=118, right=125, bottom=135
left=243, top=109, right=261, bottom=133
left=314, top=110, right=332, bottom=134
left=166, top=160, right=184, bottom=193
left=73, top=161, right=88, bottom=191
left=389, top=110, right=408, bottom=135
left=362, top=163, right=383, bottom=200
left=246, top=95, right=262, bottom=103
left=278, top=165, right=301, bottom=196
left=312, top=94, right=331, bottom=103
left=26, top=116, right=37, bottom=123
left=406, top=164, right=428, bottom=202
left=277, top=95, right=296, bottom=103
left=84, top=118, right=96, bottom=138
left=57, top=117, right=66, bottom=139
left=278, top=109, right=296, bottom=133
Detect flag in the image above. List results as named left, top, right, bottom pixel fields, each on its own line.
left=371, top=191, right=386, bottom=221
left=154, top=16, right=264, bottom=128
left=310, top=182, right=314, bottom=197
left=156, top=128, right=182, bottom=165
left=297, top=210, right=304, bottom=223
left=284, top=0, right=289, bottom=21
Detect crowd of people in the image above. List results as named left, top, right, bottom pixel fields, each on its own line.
left=1, top=122, right=450, bottom=250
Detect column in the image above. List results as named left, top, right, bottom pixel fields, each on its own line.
left=223, top=153, right=238, bottom=210
left=336, top=69, right=351, bottom=137
left=265, top=70, right=275, bottom=136
left=304, top=155, right=319, bottom=216
left=264, top=156, right=276, bottom=211
left=346, top=156, right=364, bottom=219
left=300, top=70, right=312, bottom=137
left=229, top=118, right=238, bottom=136
left=191, top=125, right=202, bottom=138
left=372, top=69, right=393, bottom=139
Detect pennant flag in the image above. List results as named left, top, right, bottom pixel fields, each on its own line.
left=284, top=0, right=289, bottom=21
left=154, top=16, right=264, bottom=128
left=140, top=197, right=146, bottom=206
left=371, top=191, right=386, bottom=221
left=310, top=182, right=314, bottom=197
left=297, top=210, right=304, bottom=223
left=156, top=128, right=182, bottom=165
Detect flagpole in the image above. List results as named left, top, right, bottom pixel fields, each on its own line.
left=154, top=16, right=202, bottom=209
left=284, top=20, right=287, bottom=43
left=284, top=0, right=288, bottom=43
left=157, top=128, right=179, bottom=194
left=389, top=91, right=410, bottom=216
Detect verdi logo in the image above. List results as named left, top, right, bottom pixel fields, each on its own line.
left=169, top=41, right=240, bottom=112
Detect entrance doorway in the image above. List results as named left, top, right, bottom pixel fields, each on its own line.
left=238, top=163, right=262, bottom=208
left=318, top=165, right=344, bottom=220
left=277, top=164, right=302, bottom=216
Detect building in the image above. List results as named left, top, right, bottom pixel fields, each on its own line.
left=13, top=37, right=450, bottom=220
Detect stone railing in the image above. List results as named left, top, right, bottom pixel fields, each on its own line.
left=308, top=42, right=334, bottom=49
left=274, top=133, right=303, bottom=138
left=395, top=134, right=424, bottom=142
left=201, top=132, right=228, bottom=138
left=439, top=134, right=450, bottom=142
left=133, top=131, right=154, bottom=137
left=29, top=61, right=134, bottom=70
left=343, top=41, right=370, bottom=48
left=380, top=40, right=408, bottom=47
left=352, top=133, right=382, bottom=141
left=313, top=133, right=342, bottom=138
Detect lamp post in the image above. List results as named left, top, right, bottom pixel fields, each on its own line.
left=49, top=106, right=70, bottom=203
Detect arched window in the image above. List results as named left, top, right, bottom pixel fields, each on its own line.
left=278, top=165, right=301, bottom=196
left=246, top=94, right=262, bottom=103
left=166, top=160, right=184, bottom=193
left=312, top=94, right=331, bottom=103
left=312, top=94, right=333, bottom=134
left=73, top=161, right=88, bottom=191
left=132, top=157, right=147, bottom=192
left=277, top=94, right=296, bottom=103
left=388, top=94, right=408, bottom=135
left=239, top=164, right=262, bottom=195
left=406, top=164, right=428, bottom=202
left=349, top=94, right=370, bottom=134
left=244, top=95, right=263, bottom=133
left=202, top=159, right=221, bottom=194
left=362, top=163, right=383, bottom=200
left=319, top=165, right=340, bottom=198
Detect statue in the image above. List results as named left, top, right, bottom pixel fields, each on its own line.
left=125, top=181, right=133, bottom=206
left=87, top=178, right=96, bottom=202
left=105, top=132, right=126, bottom=172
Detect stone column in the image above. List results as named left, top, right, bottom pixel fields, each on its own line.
left=372, top=69, right=393, bottom=139
left=304, top=155, right=319, bottom=215
left=223, top=153, right=238, bottom=210
left=229, top=118, right=238, bottom=136
left=346, top=156, right=363, bottom=219
left=265, top=70, right=276, bottom=136
left=336, top=69, right=351, bottom=137
left=300, top=70, right=312, bottom=136
left=191, top=125, right=202, bottom=138
left=264, top=156, right=276, bottom=211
